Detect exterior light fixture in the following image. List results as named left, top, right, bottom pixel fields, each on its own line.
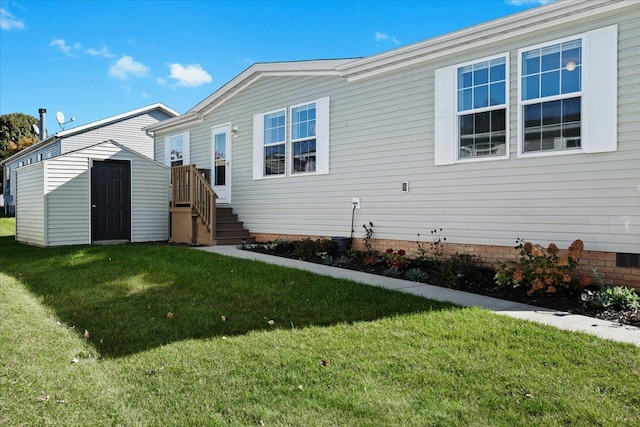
left=232, top=126, right=239, bottom=138
left=580, top=289, right=593, bottom=302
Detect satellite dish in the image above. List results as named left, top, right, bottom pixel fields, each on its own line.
left=32, top=124, right=40, bottom=135
left=55, top=111, right=75, bottom=130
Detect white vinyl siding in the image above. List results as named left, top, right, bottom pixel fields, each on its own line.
left=14, top=141, right=168, bottom=247
left=45, top=155, right=92, bottom=246
left=4, top=107, right=173, bottom=214
left=3, top=142, right=61, bottom=206
left=163, top=131, right=190, bottom=167
left=15, top=164, right=45, bottom=246
left=151, top=5, right=638, bottom=255
left=61, top=111, right=171, bottom=158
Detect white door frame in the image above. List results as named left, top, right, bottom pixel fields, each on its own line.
left=211, top=124, right=231, bottom=204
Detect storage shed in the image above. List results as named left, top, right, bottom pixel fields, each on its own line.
left=15, top=140, right=169, bottom=246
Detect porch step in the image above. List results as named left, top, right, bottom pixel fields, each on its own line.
left=212, top=206, right=255, bottom=246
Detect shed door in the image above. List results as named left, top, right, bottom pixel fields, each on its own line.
left=91, top=160, right=131, bottom=242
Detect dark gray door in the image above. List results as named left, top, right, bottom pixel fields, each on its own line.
left=91, top=160, right=131, bottom=242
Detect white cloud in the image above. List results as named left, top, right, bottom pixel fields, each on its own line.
left=50, top=39, right=81, bottom=55
left=109, top=55, right=149, bottom=80
left=505, top=0, right=554, bottom=5
left=0, top=8, right=25, bottom=31
left=374, top=31, right=400, bottom=45
left=86, top=45, right=116, bottom=58
left=167, top=63, right=212, bottom=87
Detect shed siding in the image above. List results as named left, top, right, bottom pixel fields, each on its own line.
left=15, top=164, right=45, bottom=246
left=61, top=111, right=172, bottom=158
left=3, top=141, right=61, bottom=208
left=44, top=142, right=168, bottom=246
left=155, top=6, right=639, bottom=254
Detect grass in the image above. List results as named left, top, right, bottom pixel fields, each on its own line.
left=1, top=217, right=639, bottom=426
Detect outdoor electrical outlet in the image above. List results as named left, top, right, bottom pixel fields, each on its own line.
left=352, top=198, right=361, bottom=209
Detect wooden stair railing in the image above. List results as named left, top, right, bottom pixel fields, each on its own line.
left=172, top=164, right=217, bottom=244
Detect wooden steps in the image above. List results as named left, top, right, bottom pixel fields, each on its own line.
left=213, top=206, right=255, bottom=246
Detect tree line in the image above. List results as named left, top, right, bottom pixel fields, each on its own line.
left=0, top=113, right=39, bottom=162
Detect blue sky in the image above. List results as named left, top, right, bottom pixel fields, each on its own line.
left=1, top=0, right=551, bottom=131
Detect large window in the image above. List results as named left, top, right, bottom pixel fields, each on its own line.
left=457, top=56, right=507, bottom=159
left=435, top=25, right=617, bottom=165
left=518, top=25, right=617, bottom=156
left=521, top=39, right=582, bottom=153
left=253, top=97, right=329, bottom=179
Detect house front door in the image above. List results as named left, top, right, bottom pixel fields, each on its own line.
left=91, top=160, right=131, bottom=242
left=212, top=125, right=231, bottom=204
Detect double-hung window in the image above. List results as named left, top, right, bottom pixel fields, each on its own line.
left=520, top=39, right=582, bottom=153
left=436, top=25, right=617, bottom=164
left=163, top=131, right=190, bottom=168
left=435, top=53, right=509, bottom=165
left=291, top=102, right=317, bottom=173
left=263, top=109, right=286, bottom=176
left=253, top=96, right=329, bottom=179
left=518, top=25, right=618, bottom=156
left=457, top=56, right=508, bottom=159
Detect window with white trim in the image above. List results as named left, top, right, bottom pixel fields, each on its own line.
left=263, top=109, right=286, bottom=176
left=435, top=25, right=618, bottom=165
left=521, top=39, right=582, bottom=153
left=434, top=53, right=509, bottom=165
left=518, top=25, right=618, bottom=156
left=163, top=131, right=190, bottom=168
left=457, top=56, right=508, bottom=159
left=291, top=102, right=317, bottom=173
left=253, top=97, right=330, bottom=179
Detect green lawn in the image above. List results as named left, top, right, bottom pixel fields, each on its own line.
left=1, top=217, right=639, bottom=426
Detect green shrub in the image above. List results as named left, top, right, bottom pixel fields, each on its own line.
left=406, top=268, right=429, bottom=283
left=588, top=286, right=640, bottom=310
left=382, top=266, right=402, bottom=277
left=443, top=253, right=483, bottom=287
left=270, top=238, right=294, bottom=254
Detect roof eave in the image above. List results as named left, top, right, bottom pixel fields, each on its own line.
left=0, top=136, right=58, bottom=166
left=337, top=0, right=631, bottom=81
left=144, top=111, right=202, bottom=133
left=190, top=59, right=356, bottom=116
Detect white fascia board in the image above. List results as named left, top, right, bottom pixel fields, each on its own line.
left=337, top=0, right=632, bottom=82
left=0, top=137, right=57, bottom=166
left=144, top=111, right=202, bottom=134
left=188, top=59, right=355, bottom=118
left=54, top=103, right=181, bottom=138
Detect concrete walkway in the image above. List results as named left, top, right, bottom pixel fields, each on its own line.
left=197, top=245, right=640, bottom=347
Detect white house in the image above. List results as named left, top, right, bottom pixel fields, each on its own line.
left=145, top=0, right=639, bottom=287
left=1, top=103, right=178, bottom=215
